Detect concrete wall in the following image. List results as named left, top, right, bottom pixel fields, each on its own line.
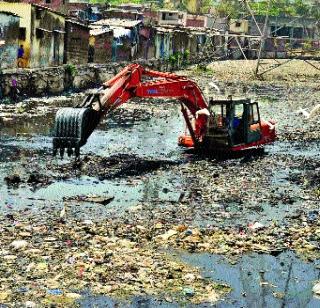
left=0, top=55, right=217, bottom=99
left=0, top=13, right=20, bottom=69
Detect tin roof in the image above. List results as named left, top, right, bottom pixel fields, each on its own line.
left=90, top=28, right=113, bottom=36
left=155, top=25, right=219, bottom=35
left=93, top=18, right=142, bottom=28
left=66, top=19, right=89, bottom=29
left=0, top=11, right=20, bottom=18
left=31, top=3, right=67, bottom=18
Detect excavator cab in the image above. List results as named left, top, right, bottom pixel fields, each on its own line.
left=204, top=98, right=263, bottom=152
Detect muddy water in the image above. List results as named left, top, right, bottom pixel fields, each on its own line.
left=78, top=251, right=320, bottom=308
left=177, top=251, right=320, bottom=308
left=0, top=103, right=186, bottom=218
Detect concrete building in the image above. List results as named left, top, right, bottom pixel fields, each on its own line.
left=64, top=19, right=89, bottom=65
left=158, top=10, right=187, bottom=27
left=0, top=2, right=66, bottom=68
left=0, top=11, right=20, bottom=69
left=248, top=15, right=318, bottom=39
left=229, top=19, right=249, bottom=34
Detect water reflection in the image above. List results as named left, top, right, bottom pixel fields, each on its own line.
left=178, top=251, right=320, bottom=308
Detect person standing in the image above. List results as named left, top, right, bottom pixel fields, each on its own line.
left=17, top=45, right=24, bottom=68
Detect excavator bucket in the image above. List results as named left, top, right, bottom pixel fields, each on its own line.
left=52, top=107, right=101, bottom=157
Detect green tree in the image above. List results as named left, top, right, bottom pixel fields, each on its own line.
left=214, top=0, right=244, bottom=18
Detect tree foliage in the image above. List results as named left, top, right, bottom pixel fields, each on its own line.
left=213, top=0, right=319, bottom=19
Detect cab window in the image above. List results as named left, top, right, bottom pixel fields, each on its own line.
left=249, top=103, right=259, bottom=125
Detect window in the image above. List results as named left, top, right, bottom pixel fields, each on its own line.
left=234, top=103, right=244, bottom=118
left=19, top=28, right=26, bottom=40
left=293, top=27, right=303, bottom=39
left=235, top=21, right=241, bottom=28
left=271, top=25, right=291, bottom=38
left=36, top=28, right=44, bottom=39
left=36, top=8, right=42, bottom=19
left=249, top=103, right=259, bottom=124
left=45, top=0, right=51, bottom=3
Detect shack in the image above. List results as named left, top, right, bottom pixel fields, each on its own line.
left=0, top=2, right=66, bottom=68
left=246, top=15, right=319, bottom=58
left=64, top=19, right=90, bottom=65
left=186, top=14, right=207, bottom=28
left=89, top=27, right=113, bottom=63
left=0, top=11, right=20, bottom=69
left=154, top=27, right=173, bottom=59
left=92, top=19, right=142, bottom=61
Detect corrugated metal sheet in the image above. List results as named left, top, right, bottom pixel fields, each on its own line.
left=93, top=18, right=142, bottom=28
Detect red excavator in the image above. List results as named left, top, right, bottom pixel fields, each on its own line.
left=53, top=64, right=276, bottom=157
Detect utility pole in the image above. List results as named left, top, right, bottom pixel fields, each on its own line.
left=254, top=0, right=272, bottom=77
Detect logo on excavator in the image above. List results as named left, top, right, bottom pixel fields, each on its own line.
left=147, top=89, right=158, bottom=95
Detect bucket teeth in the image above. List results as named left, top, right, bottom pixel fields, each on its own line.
left=52, top=107, right=101, bottom=158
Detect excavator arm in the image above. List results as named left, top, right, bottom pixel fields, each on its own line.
left=53, top=64, right=210, bottom=157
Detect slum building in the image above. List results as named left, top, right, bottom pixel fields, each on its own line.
left=153, top=25, right=217, bottom=61
left=64, top=19, right=90, bottom=65
left=186, top=14, right=208, bottom=28
left=88, top=27, right=113, bottom=63
left=154, top=26, right=173, bottom=59
left=92, top=19, right=142, bottom=61
left=67, top=0, right=89, bottom=20
left=15, top=0, right=69, bottom=15
left=137, top=25, right=156, bottom=60
left=0, top=2, right=66, bottom=68
left=248, top=15, right=319, bottom=58
left=157, top=10, right=187, bottom=27
left=103, top=8, right=143, bottom=21
left=0, top=11, right=20, bottom=69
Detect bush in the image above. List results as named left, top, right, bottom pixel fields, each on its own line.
left=64, top=64, right=78, bottom=77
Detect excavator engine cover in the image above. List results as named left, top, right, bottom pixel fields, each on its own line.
left=53, top=107, right=101, bottom=157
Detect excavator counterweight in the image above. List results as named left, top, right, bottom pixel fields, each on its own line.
left=52, top=64, right=276, bottom=157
